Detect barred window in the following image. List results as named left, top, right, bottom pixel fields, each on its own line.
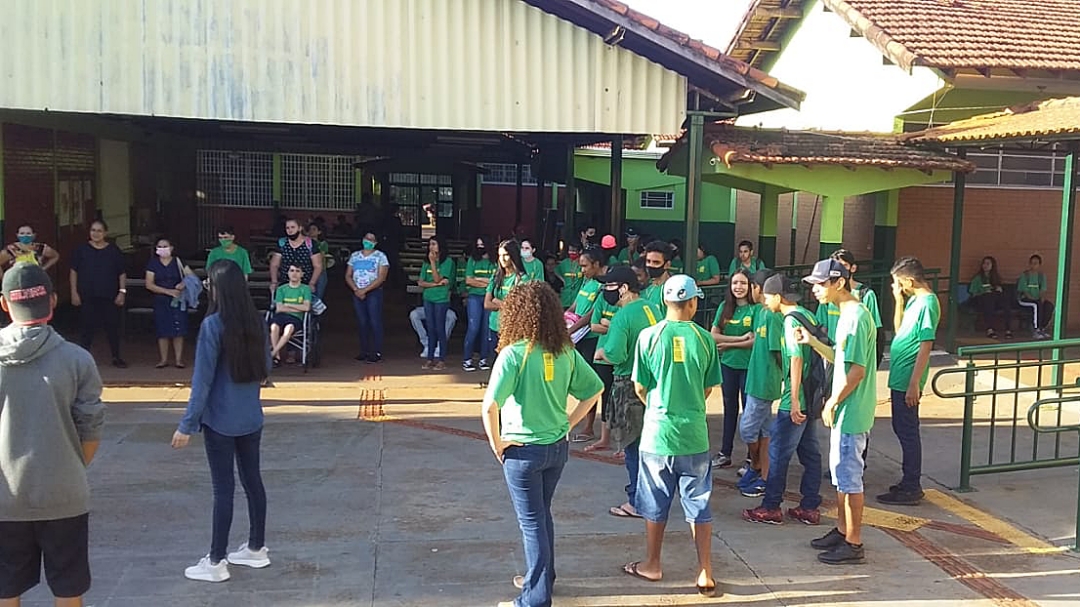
left=280, top=154, right=359, bottom=210
left=954, top=149, right=1068, bottom=188
left=640, top=190, right=674, bottom=209
left=196, top=151, right=273, bottom=207
left=479, top=163, right=537, bottom=185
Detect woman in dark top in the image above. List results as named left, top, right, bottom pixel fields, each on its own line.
left=145, top=237, right=188, bottom=368
left=171, top=260, right=272, bottom=583
left=69, top=219, right=128, bottom=368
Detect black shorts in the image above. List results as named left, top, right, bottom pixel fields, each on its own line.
left=270, top=313, right=302, bottom=331
left=0, top=513, right=91, bottom=598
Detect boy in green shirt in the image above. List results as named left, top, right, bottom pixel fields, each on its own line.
left=728, top=240, right=767, bottom=276
left=270, top=264, right=311, bottom=362
left=737, top=269, right=782, bottom=499
left=594, top=266, right=662, bottom=519
left=206, top=226, right=253, bottom=277
left=641, top=241, right=672, bottom=307
left=555, top=244, right=585, bottom=309
left=877, top=256, right=940, bottom=506
left=1017, top=253, right=1053, bottom=338
left=624, top=275, right=721, bottom=596
left=616, top=227, right=642, bottom=265
left=798, top=259, right=877, bottom=565
left=743, top=275, right=823, bottom=526
left=815, top=249, right=884, bottom=366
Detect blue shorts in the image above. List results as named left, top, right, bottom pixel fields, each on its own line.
left=739, top=395, right=773, bottom=444
left=830, top=430, right=869, bottom=494
left=635, top=451, right=713, bottom=524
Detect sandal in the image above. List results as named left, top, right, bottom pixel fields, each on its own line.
left=697, top=579, right=719, bottom=597
left=155, top=362, right=168, bottom=369
left=570, top=433, right=595, bottom=443
left=608, top=504, right=642, bottom=519
left=582, top=442, right=610, bottom=453
left=622, top=561, right=660, bottom=582
left=174, top=362, right=185, bottom=369
left=433, top=361, right=446, bottom=371
left=421, top=361, right=434, bottom=370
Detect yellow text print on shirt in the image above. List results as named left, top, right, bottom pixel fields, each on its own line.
left=543, top=352, right=555, bottom=381
left=673, top=336, right=686, bottom=363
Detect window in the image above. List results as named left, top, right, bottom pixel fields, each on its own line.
left=951, top=149, right=1068, bottom=189
left=280, top=154, right=360, bottom=210
left=479, top=163, right=537, bottom=185
left=196, top=151, right=274, bottom=207
left=640, top=190, right=674, bottom=209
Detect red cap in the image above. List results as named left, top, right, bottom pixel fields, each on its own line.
left=601, top=235, right=617, bottom=249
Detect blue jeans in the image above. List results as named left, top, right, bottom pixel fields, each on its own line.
left=830, top=431, right=869, bottom=494
left=463, top=294, right=493, bottom=362
left=890, top=389, right=923, bottom=491
left=351, top=288, right=384, bottom=357
left=314, top=272, right=328, bottom=300
left=424, top=301, right=449, bottom=362
left=762, top=411, right=823, bottom=511
left=623, top=439, right=640, bottom=509
left=502, top=440, right=568, bottom=607
left=720, top=365, right=748, bottom=456
left=203, top=425, right=267, bottom=563
left=636, top=451, right=713, bottom=524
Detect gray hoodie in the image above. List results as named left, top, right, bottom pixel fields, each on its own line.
left=0, top=324, right=105, bottom=522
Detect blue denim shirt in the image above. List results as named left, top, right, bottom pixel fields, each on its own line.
left=178, top=313, right=268, bottom=436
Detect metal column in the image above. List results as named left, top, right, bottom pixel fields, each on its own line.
left=683, top=114, right=705, bottom=274
left=514, top=162, right=524, bottom=228
left=563, top=145, right=576, bottom=249
left=1053, top=145, right=1078, bottom=341
left=945, top=149, right=967, bottom=352
left=609, top=136, right=624, bottom=238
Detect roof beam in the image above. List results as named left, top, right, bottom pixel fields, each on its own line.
left=732, top=40, right=783, bottom=52
left=755, top=7, right=804, bottom=19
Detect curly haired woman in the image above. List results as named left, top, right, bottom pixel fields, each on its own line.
left=481, top=281, right=603, bottom=607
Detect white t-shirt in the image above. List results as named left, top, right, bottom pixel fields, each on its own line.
left=349, top=250, right=389, bottom=289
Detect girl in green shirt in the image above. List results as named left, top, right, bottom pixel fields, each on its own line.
left=969, top=255, right=1012, bottom=339
left=695, top=244, right=722, bottom=286
left=709, top=269, right=757, bottom=468
left=463, top=236, right=497, bottom=371
left=481, top=281, right=602, bottom=606
left=485, top=239, right=530, bottom=341
left=418, top=235, right=455, bottom=370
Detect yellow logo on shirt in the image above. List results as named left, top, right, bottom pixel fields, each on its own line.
left=757, top=325, right=767, bottom=338
left=643, top=306, right=658, bottom=325
left=543, top=352, right=555, bottom=381
left=673, top=336, right=686, bottom=363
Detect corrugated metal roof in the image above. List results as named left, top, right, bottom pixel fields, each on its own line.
left=0, top=0, right=687, bottom=134
left=903, top=97, right=1080, bottom=145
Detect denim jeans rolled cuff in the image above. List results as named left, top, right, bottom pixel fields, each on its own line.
left=635, top=451, right=713, bottom=524
left=719, top=365, right=748, bottom=456
left=501, top=439, right=569, bottom=607
left=739, top=394, right=774, bottom=444
left=761, top=411, right=823, bottom=511
left=890, top=389, right=923, bottom=492
left=829, top=430, right=869, bottom=495
left=203, top=425, right=267, bottom=563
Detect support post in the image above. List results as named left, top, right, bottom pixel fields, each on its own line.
left=1053, top=145, right=1078, bottom=341
left=609, top=136, right=624, bottom=238
left=945, top=151, right=967, bottom=353
left=789, top=192, right=798, bottom=265
left=535, top=179, right=546, bottom=251
left=817, top=195, right=844, bottom=260
left=683, top=113, right=705, bottom=276
left=758, top=186, right=780, bottom=268
left=0, top=123, right=5, bottom=239
left=515, top=162, right=524, bottom=228
left=874, top=190, right=899, bottom=264
left=563, top=145, right=576, bottom=248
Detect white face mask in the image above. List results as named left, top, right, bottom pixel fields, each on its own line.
left=521, top=248, right=534, bottom=260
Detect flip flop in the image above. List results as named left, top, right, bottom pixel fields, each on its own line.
left=155, top=362, right=168, bottom=369
left=570, top=433, right=595, bottom=443
left=609, top=505, right=642, bottom=519
left=697, top=579, right=719, bottom=597
left=582, top=442, right=610, bottom=453
left=622, top=561, right=660, bottom=582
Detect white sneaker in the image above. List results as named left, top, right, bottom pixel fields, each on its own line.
left=419, top=349, right=428, bottom=359
left=184, top=555, right=230, bottom=582
left=227, top=543, right=271, bottom=568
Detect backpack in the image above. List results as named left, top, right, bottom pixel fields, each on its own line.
left=785, top=309, right=833, bottom=421
left=278, top=236, right=313, bottom=251
left=852, top=284, right=885, bottom=368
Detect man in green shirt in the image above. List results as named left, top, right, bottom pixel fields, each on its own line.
left=641, top=241, right=672, bottom=306
left=1017, top=253, right=1053, bottom=338
left=743, top=275, right=823, bottom=526
left=616, top=227, right=642, bottom=264
left=878, top=256, right=940, bottom=506
left=595, top=266, right=662, bottom=520
left=798, top=259, right=877, bottom=565
left=555, top=243, right=585, bottom=310
left=206, top=226, right=253, bottom=278
left=816, top=249, right=884, bottom=366
left=737, top=269, right=782, bottom=499
left=624, top=274, right=721, bottom=596
left=728, top=240, right=767, bottom=276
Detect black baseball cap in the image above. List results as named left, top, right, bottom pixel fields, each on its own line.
left=2, top=262, right=54, bottom=324
left=803, top=259, right=851, bottom=284
left=625, top=227, right=639, bottom=237
left=762, top=274, right=801, bottom=299
left=752, top=269, right=775, bottom=287
left=598, top=265, right=639, bottom=286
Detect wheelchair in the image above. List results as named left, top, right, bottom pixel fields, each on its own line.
left=265, top=305, right=322, bottom=372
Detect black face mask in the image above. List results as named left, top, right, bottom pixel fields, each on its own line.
left=602, top=288, right=622, bottom=306
left=287, top=232, right=302, bottom=241
left=646, top=266, right=665, bottom=279
left=472, top=248, right=486, bottom=260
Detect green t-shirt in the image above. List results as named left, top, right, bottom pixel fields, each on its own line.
left=590, top=296, right=618, bottom=357
left=556, top=259, right=585, bottom=309
left=633, top=320, right=722, bottom=456
left=524, top=257, right=545, bottom=282
left=745, top=305, right=783, bottom=401
left=695, top=255, right=721, bottom=282
left=603, top=298, right=662, bottom=376
left=465, top=258, right=496, bottom=297
left=616, top=247, right=636, bottom=264
left=669, top=258, right=685, bottom=275
left=969, top=274, right=994, bottom=297
left=572, top=279, right=602, bottom=321
left=274, top=283, right=311, bottom=319
left=815, top=282, right=882, bottom=340
left=833, top=302, right=879, bottom=434
left=712, top=302, right=757, bottom=369
left=485, top=341, right=604, bottom=445
left=778, top=308, right=815, bottom=413
left=207, top=245, right=253, bottom=276
left=888, top=293, right=940, bottom=392
left=607, top=254, right=621, bottom=267
left=729, top=257, right=766, bottom=276
left=1017, top=271, right=1046, bottom=300
left=487, top=273, right=529, bottom=333
left=420, top=258, right=456, bottom=303
left=642, top=282, right=664, bottom=307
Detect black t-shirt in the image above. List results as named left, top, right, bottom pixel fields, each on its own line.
left=71, top=242, right=126, bottom=298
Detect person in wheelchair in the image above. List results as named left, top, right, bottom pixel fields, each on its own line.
left=269, top=264, right=311, bottom=365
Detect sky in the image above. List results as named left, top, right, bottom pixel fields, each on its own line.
left=620, top=0, right=754, bottom=52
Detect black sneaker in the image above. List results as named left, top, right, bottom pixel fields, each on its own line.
left=355, top=353, right=368, bottom=362
left=817, top=542, right=865, bottom=565
left=367, top=353, right=382, bottom=364
left=112, top=358, right=128, bottom=369
left=478, top=359, right=491, bottom=371
left=462, top=360, right=477, bottom=372
left=810, top=527, right=847, bottom=551
left=876, top=488, right=924, bottom=506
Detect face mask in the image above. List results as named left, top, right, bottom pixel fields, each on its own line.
left=218, top=238, right=232, bottom=248
left=521, top=249, right=534, bottom=260
left=362, top=240, right=376, bottom=250
left=288, top=232, right=301, bottom=241
left=156, top=247, right=171, bottom=258
left=646, top=266, right=665, bottom=279
left=568, top=252, right=580, bottom=261
left=472, top=247, right=486, bottom=260
left=17, top=235, right=33, bottom=245
left=602, top=288, right=621, bottom=306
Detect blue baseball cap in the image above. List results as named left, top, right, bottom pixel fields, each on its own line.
left=663, top=274, right=704, bottom=302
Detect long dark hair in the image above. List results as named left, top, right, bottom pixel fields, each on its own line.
left=979, top=255, right=1002, bottom=287
left=206, top=260, right=269, bottom=384
left=493, top=239, right=526, bottom=285
left=498, top=281, right=572, bottom=354
left=428, top=234, right=449, bottom=264
left=719, top=269, right=752, bottom=326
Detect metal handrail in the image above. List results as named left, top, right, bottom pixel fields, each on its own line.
left=957, top=338, right=1080, bottom=357
left=1026, top=396, right=1080, bottom=551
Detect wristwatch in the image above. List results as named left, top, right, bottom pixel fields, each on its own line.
left=118, top=289, right=127, bottom=294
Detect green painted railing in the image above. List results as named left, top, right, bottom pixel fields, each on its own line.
left=931, top=338, right=1080, bottom=493
left=1026, top=395, right=1080, bottom=550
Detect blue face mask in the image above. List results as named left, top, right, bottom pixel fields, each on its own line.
left=17, top=235, right=33, bottom=245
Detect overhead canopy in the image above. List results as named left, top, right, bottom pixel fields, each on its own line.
left=725, top=0, right=815, bottom=71
left=903, top=97, right=1080, bottom=146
